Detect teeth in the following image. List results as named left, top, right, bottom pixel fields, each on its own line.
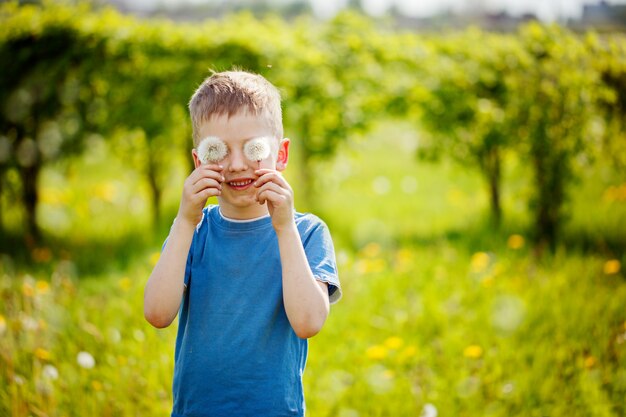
left=230, top=180, right=252, bottom=187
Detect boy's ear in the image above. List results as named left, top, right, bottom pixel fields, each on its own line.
left=192, top=149, right=201, bottom=169
left=276, top=138, right=290, bottom=172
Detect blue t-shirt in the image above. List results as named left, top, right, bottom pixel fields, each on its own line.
left=168, top=205, right=341, bottom=417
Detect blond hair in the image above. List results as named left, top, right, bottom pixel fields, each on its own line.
left=188, top=71, right=283, bottom=146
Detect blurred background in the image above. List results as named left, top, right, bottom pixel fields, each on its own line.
left=1, top=0, right=625, bottom=416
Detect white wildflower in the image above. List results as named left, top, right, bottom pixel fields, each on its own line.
left=243, top=137, right=271, bottom=162
left=133, top=329, right=145, bottom=342
left=77, top=351, right=95, bottom=369
left=20, top=314, right=38, bottom=331
left=197, top=136, right=228, bottom=164
left=42, top=365, right=59, bottom=380
left=420, top=403, right=438, bottom=417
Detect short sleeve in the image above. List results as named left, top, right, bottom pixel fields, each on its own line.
left=302, top=218, right=342, bottom=304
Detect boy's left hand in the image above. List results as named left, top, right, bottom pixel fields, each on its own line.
left=254, top=169, right=295, bottom=232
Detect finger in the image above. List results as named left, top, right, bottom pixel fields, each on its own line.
left=256, top=183, right=290, bottom=206
left=199, top=187, right=221, bottom=199
left=256, top=181, right=287, bottom=197
left=187, top=185, right=220, bottom=207
left=200, top=163, right=224, bottom=172
left=254, top=171, right=291, bottom=190
left=191, top=178, right=222, bottom=194
left=257, top=189, right=286, bottom=206
left=191, top=167, right=225, bottom=186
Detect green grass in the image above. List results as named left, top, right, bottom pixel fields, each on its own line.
left=1, top=121, right=625, bottom=416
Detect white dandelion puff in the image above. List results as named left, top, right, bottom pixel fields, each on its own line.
left=420, top=403, right=438, bottom=417
left=243, top=137, right=271, bottom=162
left=42, top=364, right=59, bottom=380
left=77, top=351, right=95, bottom=369
left=197, top=136, right=228, bottom=164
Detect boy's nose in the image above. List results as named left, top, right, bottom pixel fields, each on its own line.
left=227, top=150, right=249, bottom=172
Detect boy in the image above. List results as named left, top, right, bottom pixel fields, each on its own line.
left=144, top=70, right=341, bottom=417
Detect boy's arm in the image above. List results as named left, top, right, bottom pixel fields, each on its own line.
left=255, top=169, right=330, bottom=339
left=144, top=164, right=224, bottom=328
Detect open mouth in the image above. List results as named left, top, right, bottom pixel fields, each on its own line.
left=227, top=178, right=255, bottom=191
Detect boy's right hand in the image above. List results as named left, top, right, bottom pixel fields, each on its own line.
left=177, top=164, right=224, bottom=227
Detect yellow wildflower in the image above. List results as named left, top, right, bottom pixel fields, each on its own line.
left=396, top=248, right=413, bottom=263
left=584, top=356, right=596, bottom=369
left=119, top=277, right=132, bottom=291
left=35, top=348, right=52, bottom=361
left=149, top=252, right=161, bottom=267
left=399, top=345, right=417, bottom=360
left=481, top=276, right=495, bottom=288
left=470, top=252, right=490, bottom=273
left=95, top=182, right=117, bottom=202
left=384, top=336, right=404, bottom=350
left=0, top=315, right=6, bottom=335
left=366, top=345, right=388, bottom=360
left=36, top=280, right=50, bottom=294
left=463, top=345, right=483, bottom=359
left=383, top=370, right=395, bottom=379
left=22, top=282, right=35, bottom=297
left=361, top=242, right=381, bottom=258
left=507, top=234, right=525, bottom=250
left=394, top=248, right=413, bottom=272
left=356, top=258, right=386, bottom=274
left=604, top=260, right=621, bottom=275
left=92, top=380, right=103, bottom=391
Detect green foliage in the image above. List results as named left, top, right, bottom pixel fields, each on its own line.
left=1, top=106, right=625, bottom=416
left=2, top=3, right=626, bottom=246
left=0, top=4, right=108, bottom=237
left=1, top=233, right=625, bottom=416
left=414, top=29, right=529, bottom=225
left=591, top=32, right=626, bottom=170
left=512, top=24, right=607, bottom=250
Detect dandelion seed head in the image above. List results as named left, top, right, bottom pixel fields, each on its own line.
left=420, top=403, right=438, bottom=417
left=197, top=136, right=228, bottom=164
left=42, top=364, right=59, bottom=380
left=77, top=351, right=95, bottom=369
left=20, top=314, right=38, bottom=331
left=243, top=137, right=271, bottom=162
left=502, top=382, right=515, bottom=394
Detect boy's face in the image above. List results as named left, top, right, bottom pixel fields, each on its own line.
left=192, top=111, right=289, bottom=219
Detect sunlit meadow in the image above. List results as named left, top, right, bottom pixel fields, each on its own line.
left=1, top=120, right=625, bottom=416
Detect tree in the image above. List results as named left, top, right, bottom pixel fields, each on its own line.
left=415, top=29, right=528, bottom=226
left=513, top=24, right=605, bottom=250
left=0, top=8, right=106, bottom=240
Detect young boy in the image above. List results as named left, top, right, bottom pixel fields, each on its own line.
left=144, top=70, right=341, bottom=417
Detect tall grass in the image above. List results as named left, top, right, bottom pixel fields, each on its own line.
left=1, top=122, right=625, bottom=416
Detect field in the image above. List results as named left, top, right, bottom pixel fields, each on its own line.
left=1, top=121, right=625, bottom=416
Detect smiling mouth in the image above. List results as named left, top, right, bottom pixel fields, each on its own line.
left=228, top=179, right=255, bottom=190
